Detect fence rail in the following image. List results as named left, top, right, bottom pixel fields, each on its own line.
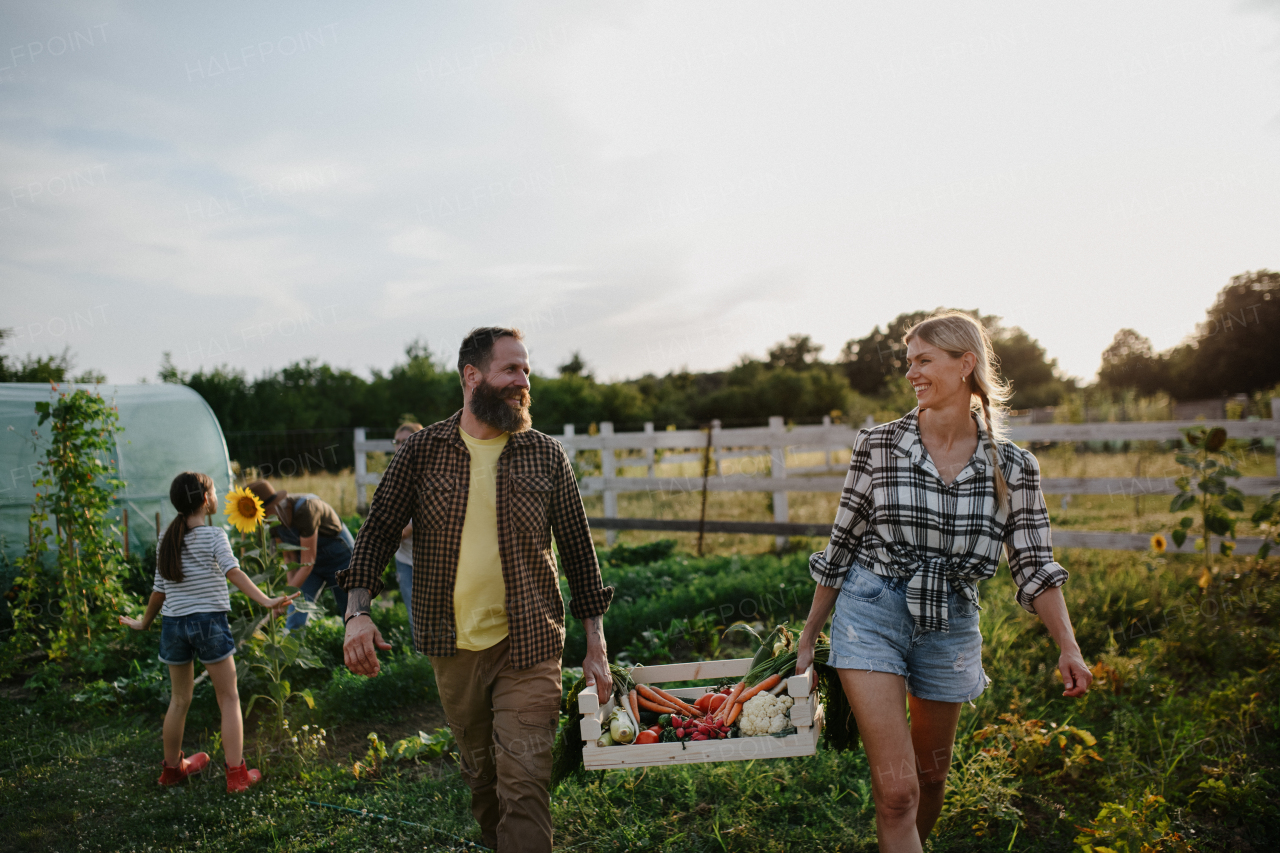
left=354, top=400, right=1280, bottom=551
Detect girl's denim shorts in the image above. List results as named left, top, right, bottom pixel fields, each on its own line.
left=830, top=562, right=990, bottom=703
left=158, top=611, right=236, bottom=666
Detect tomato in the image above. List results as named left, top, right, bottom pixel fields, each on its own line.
left=635, top=730, right=660, bottom=745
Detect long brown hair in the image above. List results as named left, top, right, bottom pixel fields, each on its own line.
left=158, top=471, right=214, bottom=583
left=904, top=312, right=1013, bottom=512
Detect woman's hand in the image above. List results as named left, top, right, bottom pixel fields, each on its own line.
left=1058, top=647, right=1093, bottom=698
left=118, top=614, right=146, bottom=631
left=795, top=630, right=817, bottom=677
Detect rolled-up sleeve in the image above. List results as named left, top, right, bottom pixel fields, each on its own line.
left=1003, top=448, right=1069, bottom=613
left=338, top=438, right=418, bottom=599
left=550, top=443, right=613, bottom=620
left=810, top=429, right=874, bottom=589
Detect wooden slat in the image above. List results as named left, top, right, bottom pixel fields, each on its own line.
left=560, top=418, right=1279, bottom=451
left=628, top=659, right=753, bottom=684
left=1052, top=530, right=1267, bottom=555
left=580, top=718, right=602, bottom=741
left=584, top=518, right=1269, bottom=554
left=579, top=475, right=848, bottom=495
left=790, top=696, right=813, bottom=727
left=587, top=517, right=832, bottom=536
left=579, top=474, right=1280, bottom=498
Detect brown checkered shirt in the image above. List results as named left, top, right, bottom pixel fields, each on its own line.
left=338, top=410, right=613, bottom=669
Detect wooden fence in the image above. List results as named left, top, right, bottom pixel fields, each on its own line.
left=354, top=399, right=1280, bottom=554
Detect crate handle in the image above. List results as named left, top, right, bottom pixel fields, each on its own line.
left=786, top=666, right=815, bottom=698
left=578, top=683, right=600, bottom=714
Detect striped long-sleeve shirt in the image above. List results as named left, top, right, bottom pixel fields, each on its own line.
left=152, top=526, right=239, bottom=617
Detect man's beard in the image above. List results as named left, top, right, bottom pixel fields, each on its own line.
left=469, top=378, right=533, bottom=434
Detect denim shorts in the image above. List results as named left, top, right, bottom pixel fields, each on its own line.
left=829, top=563, right=990, bottom=703
left=158, top=611, right=236, bottom=666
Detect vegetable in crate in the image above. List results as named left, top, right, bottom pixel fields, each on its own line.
left=738, top=692, right=795, bottom=736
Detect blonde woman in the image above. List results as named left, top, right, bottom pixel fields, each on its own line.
left=796, top=311, right=1091, bottom=852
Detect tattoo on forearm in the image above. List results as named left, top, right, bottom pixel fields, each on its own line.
left=584, top=615, right=604, bottom=643
left=347, top=588, right=371, bottom=616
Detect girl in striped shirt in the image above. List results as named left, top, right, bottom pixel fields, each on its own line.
left=119, top=471, right=297, bottom=792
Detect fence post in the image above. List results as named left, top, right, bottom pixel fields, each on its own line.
left=769, top=416, right=788, bottom=552
left=1273, top=397, right=1280, bottom=476
left=644, top=422, right=655, bottom=477
left=354, top=427, right=368, bottom=514
left=601, top=422, right=616, bottom=546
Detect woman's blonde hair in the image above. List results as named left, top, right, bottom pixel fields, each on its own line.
left=904, top=311, right=1012, bottom=511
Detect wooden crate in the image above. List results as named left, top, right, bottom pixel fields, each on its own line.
left=578, top=657, right=823, bottom=769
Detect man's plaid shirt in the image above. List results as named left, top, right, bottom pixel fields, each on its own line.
left=810, top=407, right=1068, bottom=633
left=338, top=410, right=613, bottom=669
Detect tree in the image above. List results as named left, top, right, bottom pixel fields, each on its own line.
left=1094, top=270, right=1280, bottom=400
left=1182, top=270, right=1280, bottom=398
left=1098, top=329, right=1167, bottom=397
left=766, top=334, right=824, bottom=371
left=837, top=310, right=1072, bottom=408
left=991, top=326, right=1076, bottom=409
left=558, top=351, right=588, bottom=377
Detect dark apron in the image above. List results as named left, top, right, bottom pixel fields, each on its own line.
left=278, top=495, right=354, bottom=630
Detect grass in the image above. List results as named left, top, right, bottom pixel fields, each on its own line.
left=3, top=541, right=1278, bottom=852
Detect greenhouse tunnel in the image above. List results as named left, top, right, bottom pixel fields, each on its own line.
left=0, top=382, right=234, bottom=625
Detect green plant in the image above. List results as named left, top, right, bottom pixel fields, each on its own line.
left=281, top=718, right=328, bottom=765
left=1074, top=792, right=1192, bottom=852
left=1249, top=488, right=1280, bottom=562
left=353, top=731, right=389, bottom=779
left=229, top=522, right=321, bottom=740
left=390, top=728, right=455, bottom=763
left=1169, top=425, right=1246, bottom=585
left=5, top=388, right=127, bottom=675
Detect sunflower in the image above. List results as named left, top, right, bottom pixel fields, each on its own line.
left=1149, top=534, right=1167, bottom=554
left=224, top=486, right=266, bottom=533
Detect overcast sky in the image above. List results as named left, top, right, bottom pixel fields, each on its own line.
left=2, top=1, right=1278, bottom=387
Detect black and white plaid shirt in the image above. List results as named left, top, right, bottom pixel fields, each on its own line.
left=810, top=407, right=1068, bottom=633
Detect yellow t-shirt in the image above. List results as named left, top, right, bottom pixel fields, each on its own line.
left=454, top=427, right=510, bottom=650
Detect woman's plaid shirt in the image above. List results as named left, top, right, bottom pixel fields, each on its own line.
left=338, top=410, right=613, bottom=669
left=809, top=407, right=1068, bottom=633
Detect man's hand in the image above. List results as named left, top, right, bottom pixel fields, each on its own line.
left=581, top=615, right=612, bottom=698
left=344, top=615, right=392, bottom=676
left=1058, top=647, right=1093, bottom=698
left=343, top=588, right=392, bottom=677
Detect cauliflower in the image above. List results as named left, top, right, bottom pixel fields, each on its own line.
left=737, top=692, right=794, bottom=736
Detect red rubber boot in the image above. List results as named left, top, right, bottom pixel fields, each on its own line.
left=225, top=760, right=263, bottom=793
left=157, top=751, right=210, bottom=786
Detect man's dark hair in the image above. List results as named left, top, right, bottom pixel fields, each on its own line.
left=457, top=327, right=524, bottom=379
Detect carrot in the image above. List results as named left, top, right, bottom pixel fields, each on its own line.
left=639, top=696, right=679, bottom=714
left=738, top=673, right=782, bottom=704
left=715, top=681, right=746, bottom=721
left=647, top=685, right=699, bottom=716
left=725, top=701, right=743, bottom=726
left=637, top=684, right=693, bottom=716
left=629, top=689, right=641, bottom=724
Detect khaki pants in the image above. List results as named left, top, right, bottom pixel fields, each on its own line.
left=430, top=638, right=561, bottom=853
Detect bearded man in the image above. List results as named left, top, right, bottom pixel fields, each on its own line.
left=338, top=327, right=612, bottom=853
